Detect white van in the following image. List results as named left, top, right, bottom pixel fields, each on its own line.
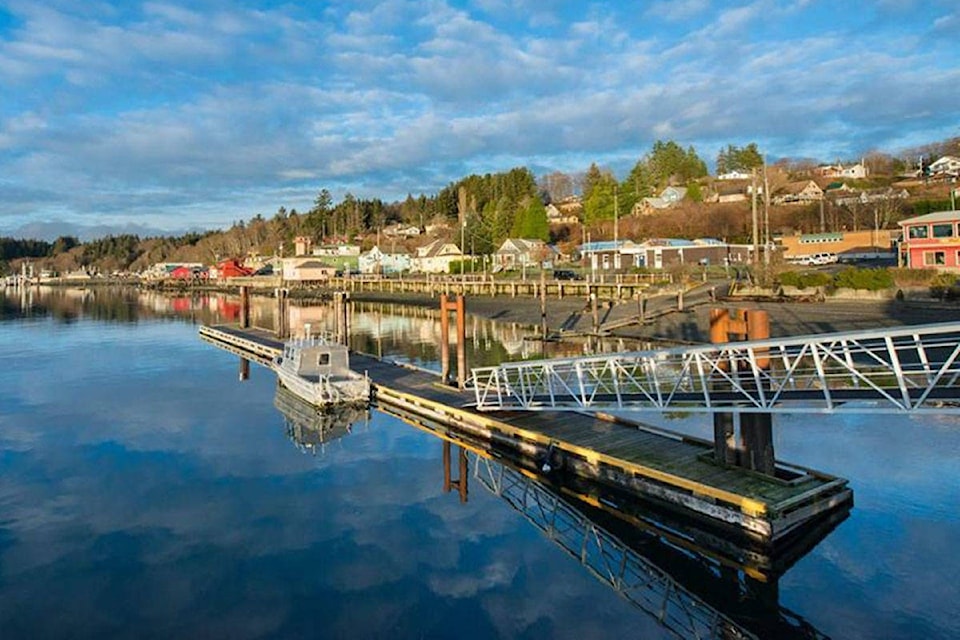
left=811, top=252, right=837, bottom=265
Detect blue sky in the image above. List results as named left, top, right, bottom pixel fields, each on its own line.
left=1, top=0, right=958, bottom=239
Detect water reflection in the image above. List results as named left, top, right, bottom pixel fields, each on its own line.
left=381, top=403, right=843, bottom=640
left=274, top=384, right=370, bottom=455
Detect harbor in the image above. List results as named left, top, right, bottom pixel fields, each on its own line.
left=3, top=285, right=960, bottom=638
left=199, top=298, right=859, bottom=545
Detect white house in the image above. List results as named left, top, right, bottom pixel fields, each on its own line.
left=382, top=223, right=421, bottom=238
left=281, top=258, right=336, bottom=282
left=359, top=246, right=412, bottom=274
left=637, top=186, right=687, bottom=213
left=313, top=244, right=361, bottom=257
left=413, top=240, right=464, bottom=273
left=929, top=156, right=960, bottom=178
left=494, top=238, right=556, bottom=269
left=774, top=180, right=824, bottom=204
left=716, top=170, right=753, bottom=180
left=818, top=162, right=868, bottom=179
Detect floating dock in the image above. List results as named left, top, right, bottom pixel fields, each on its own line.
left=199, top=324, right=852, bottom=544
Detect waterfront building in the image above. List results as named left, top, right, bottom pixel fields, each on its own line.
left=358, top=246, right=412, bottom=274
left=898, top=210, right=960, bottom=270
left=413, top=240, right=465, bottom=273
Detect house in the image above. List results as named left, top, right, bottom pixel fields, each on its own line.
left=928, top=156, right=960, bottom=178
left=424, top=219, right=452, bottom=235
left=898, top=210, right=960, bottom=270
left=294, top=236, right=313, bottom=256
left=313, top=244, right=361, bottom=257
left=546, top=196, right=582, bottom=225
left=636, top=186, right=687, bottom=213
left=494, top=239, right=557, bottom=270
left=714, top=182, right=749, bottom=203
left=282, top=258, right=337, bottom=282
left=834, top=187, right=910, bottom=207
left=817, top=162, right=868, bottom=180
left=716, top=170, right=753, bottom=180
left=170, top=265, right=207, bottom=280
left=774, top=180, right=824, bottom=205
left=213, top=258, right=253, bottom=278
left=358, top=246, right=412, bottom=274
left=143, top=262, right=204, bottom=280
left=413, top=240, right=464, bottom=273
left=383, top=223, right=421, bottom=238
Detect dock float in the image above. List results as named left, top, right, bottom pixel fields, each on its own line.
left=199, top=324, right=852, bottom=544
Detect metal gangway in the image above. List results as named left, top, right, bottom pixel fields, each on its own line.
left=471, top=322, right=960, bottom=414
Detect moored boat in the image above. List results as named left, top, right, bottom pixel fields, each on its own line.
left=272, top=335, right=370, bottom=406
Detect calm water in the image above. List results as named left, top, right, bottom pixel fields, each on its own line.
left=1, top=287, right=959, bottom=639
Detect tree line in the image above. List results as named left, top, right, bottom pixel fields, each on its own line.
left=5, top=134, right=956, bottom=275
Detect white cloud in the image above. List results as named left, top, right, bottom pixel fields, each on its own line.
left=0, top=0, right=958, bottom=234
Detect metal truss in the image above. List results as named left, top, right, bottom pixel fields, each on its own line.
left=472, top=455, right=756, bottom=640
left=471, top=321, right=960, bottom=414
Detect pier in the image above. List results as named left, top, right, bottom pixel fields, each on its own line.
left=199, top=322, right=852, bottom=545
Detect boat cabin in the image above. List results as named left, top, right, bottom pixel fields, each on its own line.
left=282, top=342, right=352, bottom=379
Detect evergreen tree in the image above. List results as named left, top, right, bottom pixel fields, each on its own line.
left=511, top=197, right=549, bottom=241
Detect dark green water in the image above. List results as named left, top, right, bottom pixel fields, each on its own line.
left=1, top=287, right=958, bottom=639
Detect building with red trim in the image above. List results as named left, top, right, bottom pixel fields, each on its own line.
left=898, top=210, right=960, bottom=270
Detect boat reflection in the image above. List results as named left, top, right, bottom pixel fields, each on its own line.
left=382, top=403, right=844, bottom=640
left=273, top=384, right=369, bottom=455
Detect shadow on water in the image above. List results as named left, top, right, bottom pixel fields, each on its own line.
left=273, top=378, right=842, bottom=640
left=417, top=418, right=844, bottom=640
left=273, top=384, right=370, bottom=455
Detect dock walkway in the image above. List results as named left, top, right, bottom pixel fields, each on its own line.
left=199, top=324, right=851, bottom=544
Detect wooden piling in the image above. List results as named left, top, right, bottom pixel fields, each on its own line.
left=275, top=288, right=288, bottom=339
left=440, top=293, right=450, bottom=384
left=591, top=293, right=599, bottom=333
left=540, top=270, right=548, bottom=339
left=455, top=295, right=466, bottom=389
left=709, top=307, right=776, bottom=475
left=239, top=286, right=250, bottom=329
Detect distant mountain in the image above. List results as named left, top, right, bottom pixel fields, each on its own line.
left=4, top=220, right=208, bottom=242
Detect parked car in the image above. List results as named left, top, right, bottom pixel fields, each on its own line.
left=552, top=269, right=582, bottom=281
left=810, top=252, right=838, bottom=265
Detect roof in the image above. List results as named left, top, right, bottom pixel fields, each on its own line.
left=496, top=238, right=546, bottom=253
left=898, top=210, right=960, bottom=226
left=295, top=260, right=336, bottom=269
left=579, top=240, right=633, bottom=253
left=417, top=239, right=461, bottom=258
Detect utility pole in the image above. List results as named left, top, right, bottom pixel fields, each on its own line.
left=763, top=158, right=771, bottom=265
left=751, top=168, right=759, bottom=265
left=613, top=186, right=619, bottom=244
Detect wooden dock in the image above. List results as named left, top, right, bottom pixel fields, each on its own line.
left=199, top=324, right=852, bottom=544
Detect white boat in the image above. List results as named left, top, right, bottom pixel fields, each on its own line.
left=272, top=335, right=371, bottom=406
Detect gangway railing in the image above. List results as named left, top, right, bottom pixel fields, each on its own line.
left=471, top=322, right=960, bottom=414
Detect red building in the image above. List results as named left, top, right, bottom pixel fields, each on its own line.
left=215, top=258, right=253, bottom=278
left=899, top=210, right=960, bottom=270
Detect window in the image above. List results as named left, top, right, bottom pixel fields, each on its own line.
left=909, top=225, right=928, bottom=239
left=923, top=251, right=946, bottom=266
left=317, top=353, right=330, bottom=366
left=933, top=223, right=954, bottom=238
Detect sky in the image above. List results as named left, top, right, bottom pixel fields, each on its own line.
left=1, top=0, right=958, bottom=240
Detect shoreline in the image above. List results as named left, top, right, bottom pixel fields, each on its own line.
left=346, top=288, right=960, bottom=344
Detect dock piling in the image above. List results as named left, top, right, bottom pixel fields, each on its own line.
left=439, top=294, right=467, bottom=388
